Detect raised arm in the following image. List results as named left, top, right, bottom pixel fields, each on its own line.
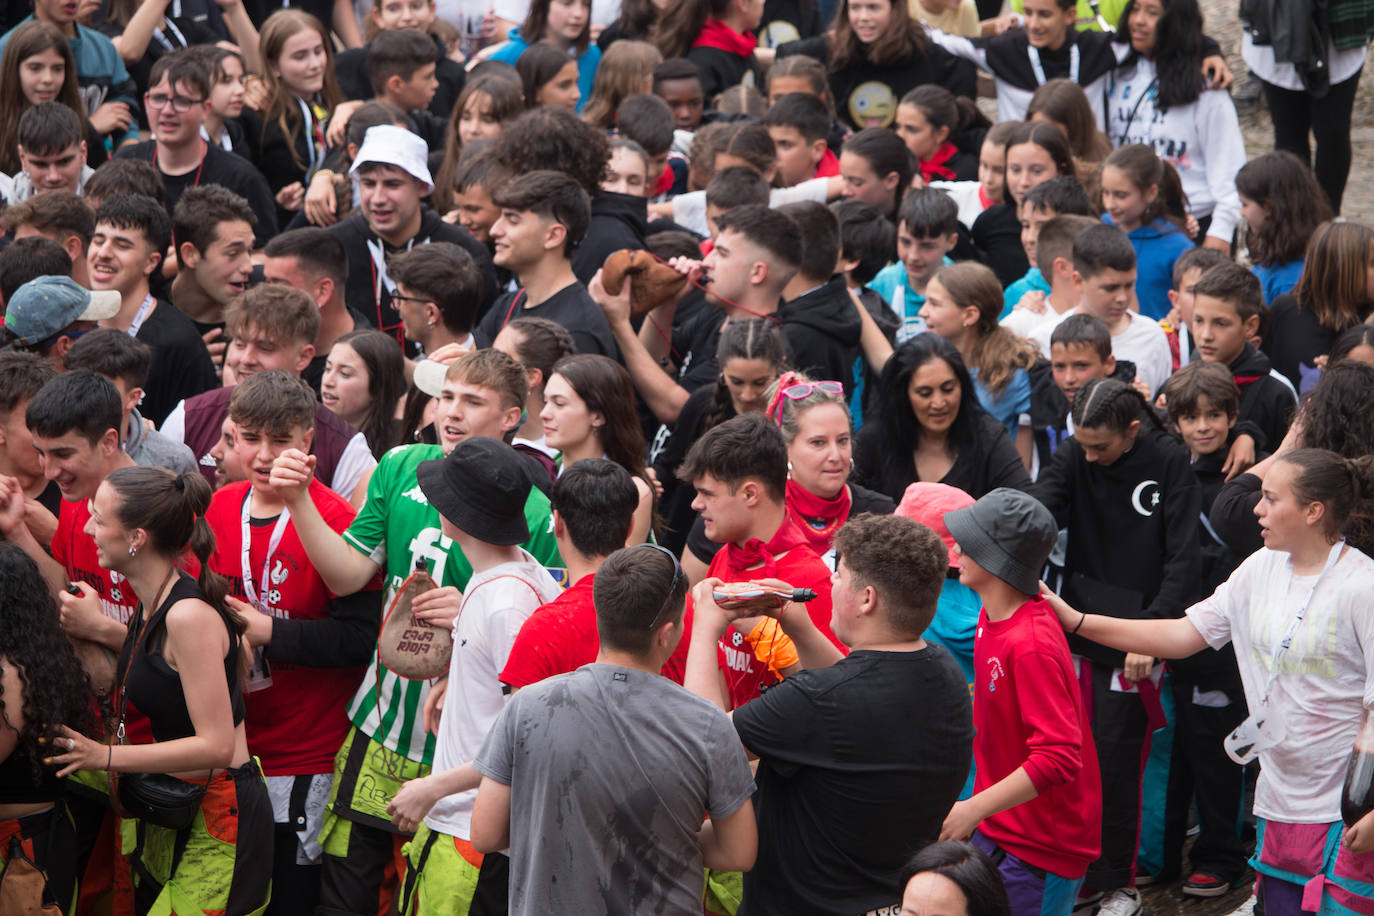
left=589, top=269, right=692, bottom=425
left=269, top=449, right=383, bottom=596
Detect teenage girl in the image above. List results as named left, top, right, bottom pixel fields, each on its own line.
left=1043, top=447, right=1374, bottom=916
left=1100, top=143, right=1193, bottom=321
left=491, top=0, right=600, bottom=113
left=515, top=40, right=584, bottom=110
left=839, top=127, right=915, bottom=218
left=1029, top=376, right=1203, bottom=916
left=0, top=21, right=102, bottom=175
left=581, top=39, right=662, bottom=129
left=972, top=121, right=1076, bottom=288
left=929, top=120, right=1018, bottom=230
left=321, top=330, right=407, bottom=460
left=1026, top=78, right=1111, bottom=162
left=431, top=75, right=525, bottom=216
left=653, top=0, right=763, bottom=105
left=185, top=46, right=248, bottom=156
left=1266, top=220, right=1374, bottom=392
left=920, top=262, right=1037, bottom=458
left=896, top=85, right=987, bottom=183
left=1107, top=0, right=1245, bottom=252
left=243, top=10, right=343, bottom=222
left=1236, top=151, right=1334, bottom=305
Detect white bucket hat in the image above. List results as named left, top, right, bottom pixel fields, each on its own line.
left=349, top=124, right=434, bottom=194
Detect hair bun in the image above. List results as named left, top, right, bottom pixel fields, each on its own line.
left=173, top=474, right=187, bottom=493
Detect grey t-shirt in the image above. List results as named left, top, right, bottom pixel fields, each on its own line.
left=474, top=664, right=755, bottom=916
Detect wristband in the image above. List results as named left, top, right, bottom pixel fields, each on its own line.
left=1072, top=611, right=1086, bottom=635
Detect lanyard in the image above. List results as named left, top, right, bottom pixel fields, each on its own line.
left=152, top=139, right=207, bottom=187
left=1028, top=42, right=1079, bottom=86
left=296, top=96, right=324, bottom=180
left=1115, top=76, right=1158, bottom=145
left=127, top=294, right=155, bottom=338
left=367, top=235, right=426, bottom=326
left=1260, top=539, right=1345, bottom=704
left=240, top=489, right=292, bottom=613
left=151, top=16, right=187, bottom=52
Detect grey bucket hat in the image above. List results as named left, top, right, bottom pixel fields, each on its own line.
left=944, top=487, right=1057, bottom=595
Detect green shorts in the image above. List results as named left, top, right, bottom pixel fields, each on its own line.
left=398, top=823, right=507, bottom=916
left=320, top=724, right=432, bottom=856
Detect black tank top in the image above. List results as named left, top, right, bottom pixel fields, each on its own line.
left=119, top=573, right=246, bottom=744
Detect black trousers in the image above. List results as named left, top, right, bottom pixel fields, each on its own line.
left=1159, top=678, right=1250, bottom=882
left=1260, top=68, right=1364, bottom=213
left=316, top=818, right=399, bottom=916
left=1085, top=661, right=1150, bottom=892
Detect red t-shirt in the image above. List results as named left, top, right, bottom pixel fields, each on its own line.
left=662, top=540, right=844, bottom=709
left=814, top=148, right=840, bottom=178
left=499, top=573, right=597, bottom=689
left=207, top=480, right=369, bottom=776
left=973, top=597, right=1102, bottom=878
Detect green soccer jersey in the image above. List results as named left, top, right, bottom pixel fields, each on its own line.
left=343, top=443, right=561, bottom=763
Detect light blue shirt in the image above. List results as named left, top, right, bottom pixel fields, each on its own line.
left=870, top=256, right=955, bottom=343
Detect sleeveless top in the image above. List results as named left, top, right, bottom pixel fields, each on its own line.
left=119, top=573, right=246, bottom=744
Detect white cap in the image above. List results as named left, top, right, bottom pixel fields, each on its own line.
left=348, top=125, right=434, bottom=194
left=412, top=358, right=449, bottom=398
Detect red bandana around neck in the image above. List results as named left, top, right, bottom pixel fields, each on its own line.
left=723, top=516, right=810, bottom=578
left=920, top=142, right=960, bottom=182
left=786, top=479, right=851, bottom=555
left=692, top=18, right=759, bottom=56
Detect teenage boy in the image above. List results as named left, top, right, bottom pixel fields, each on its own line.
left=267, top=348, right=560, bottom=916
left=0, top=352, right=61, bottom=538
left=615, top=94, right=676, bottom=198
left=332, top=125, right=497, bottom=345
left=705, top=167, right=771, bottom=241
left=388, top=242, right=483, bottom=356
left=1, top=274, right=119, bottom=366
left=472, top=543, right=758, bottom=915
left=5, top=103, right=94, bottom=202
left=450, top=149, right=503, bottom=248
left=169, top=185, right=256, bottom=365
left=940, top=488, right=1102, bottom=916
left=592, top=204, right=801, bottom=426
left=1028, top=315, right=1136, bottom=475
left=684, top=512, right=974, bottom=914
left=776, top=200, right=862, bottom=394
left=1004, top=214, right=1098, bottom=357
left=334, top=0, right=464, bottom=120
left=1, top=190, right=96, bottom=288
left=871, top=188, right=960, bottom=342
left=476, top=170, right=618, bottom=359
left=500, top=460, right=640, bottom=689
left=764, top=92, right=840, bottom=187
left=1162, top=247, right=1231, bottom=369
left=262, top=227, right=370, bottom=393
left=88, top=193, right=218, bottom=425
left=653, top=57, right=706, bottom=133
left=207, top=370, right=382, bottom=915
left=1069, top=223, right=1173, bottom=397
left=1189, top=262, right=1297, bottom=452
left=162, top=284, right=376, bottom=499
left=362, top=29, right=444, bottom=147
left=62, top=329, right=197, bottom=474
left=116, top=51, right=278, bottom=245
left=0, top=237, right=73, bottom=306
left=1004, top=177, right=1094, bottom=318
left=666, top=413, right=842, bottom=708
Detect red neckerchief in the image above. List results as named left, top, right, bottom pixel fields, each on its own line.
left=692, top=18, right=758, bottom=56
left=813, top=148, right=840, bottom=178
left=652, top=162, right=675, bottom=197
left=977, top=185, right=995, bottom=210
left=722, top=516, right=810, bottom=578
left=920, top=142, right=960, bottom=182
left=786, top=479, right=851, bottom=555
left=1234, top=374, right=1264, bottom=387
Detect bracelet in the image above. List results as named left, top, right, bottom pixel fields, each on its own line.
left=1071, top=611, right=1086, bottom=635
left=106, top=743, right=112, bottom=772
left=313, top=169, right=335, bottom=181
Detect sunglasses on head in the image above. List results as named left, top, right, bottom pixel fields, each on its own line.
left=642, top=543, right=684, bottom=630
left=781, top=380, right=843, bottom=400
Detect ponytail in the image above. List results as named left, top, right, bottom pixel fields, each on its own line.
left=1277, top=450, right=1374, bottom=543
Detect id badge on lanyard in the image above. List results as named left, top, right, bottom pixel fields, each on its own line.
left=241, top=491, right=291, bottom=692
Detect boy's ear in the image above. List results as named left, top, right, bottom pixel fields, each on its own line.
left=301, top=427, right=316, bottom=454
left=808, top=137, right=827, bottom=165
left=941, top=231, right=959, bottom=253
left=1242, top=312, right=1261, bottom=341
left=1226, top=412, right=1238, bottom=430
left=837, top=255, right=860, bottom=274
left=292, top=343, right=316, bottom=374
left=1103, top=354, right=1116, bottom=375
left=179, top=240, right=201, bottom=270
left=384, top=73, right=403, bottom=97
left=543, top=220, right=567, bottom=253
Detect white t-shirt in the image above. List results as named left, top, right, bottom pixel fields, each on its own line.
left=1002, top=301, right=1074, bottom=358
left=1109, top=311, right=1172, bottom=397
left=1187, top=545, right=1374, bottom=824
left=425, top=553, right=564, bottom=839
left=671, top=178, right=831, bottom=237
left=929, top=180, right=987, bottom=230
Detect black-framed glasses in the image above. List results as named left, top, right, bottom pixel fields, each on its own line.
left=145, top=92, right=205, bottom=113
left=643, top=543, right=684, bottom=630
left=390, top=293, right=433, bottom=304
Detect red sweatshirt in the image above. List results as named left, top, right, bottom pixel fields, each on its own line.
left=973, top=597, right=1102, bottom=878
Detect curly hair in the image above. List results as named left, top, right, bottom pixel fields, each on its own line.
left=494, top=106, right=611, bottom=197
left=0, top=544, right=103, bottom=785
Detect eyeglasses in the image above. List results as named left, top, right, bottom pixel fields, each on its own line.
left=145, top=92, right=205, bottom=113
left=390, top=294, right=432, bottom=304
left=781, top=380, right=843, bottom=400
left=643, top=543, right=684, bottom=630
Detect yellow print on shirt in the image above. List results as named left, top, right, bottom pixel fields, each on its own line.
left=1244, top=587, right=1339, bottom=680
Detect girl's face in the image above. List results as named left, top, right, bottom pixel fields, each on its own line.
left=458, top=92, right=503, bottom=144
left=895, top=104, right=947, bottom=162
left=1101, top=163, right=1155, bottom=232
left=847, top=0, right=893, bottom=44
left=1005, top=141, right=1057, bottom=204
left=19, top=46, right=65, bottom=105
left=900, top=872, right=971, bottom=916
left=978, top=138, right=1006, bottom=201
left=539, top=373, right=600, bottom=451
left=1021, top=0, right=1077, bottom=49
left=788, top=402, right=852, bottom=500
left=839, top=150, right=896, bottom=211
left=1126, top=0, right=1165, bottom=55
left=209, top=55, right=246, bottom=119
left=721, top=357, right=777, bottom=415
left=545, top=0, right=590, bottom=45
left=603, top=147, right=648, bottom=196
left=917, top=277, right=978, bottom=341
left=372, top=0, right=433, bottom=31
left=536, top=59, right=581, bottom=110
left=906, top=359, right=961, bottom=434
left=83, top=481, right=131, bottom=572
left=1255, top=460, right=1319, bottom=552
left=1238, top=193, right=1267, bottom=233
left=1074, top=420, right=1139, bottom=466
left=274, top=28, right=328, bottom=97
left=320, top=342, right=374, bottom=424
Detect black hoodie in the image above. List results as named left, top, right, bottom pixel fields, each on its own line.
left=571, top=192, right=649, bottom=285
left=335, top=34, right=466, bottom=121
left=1031, top=424, right=1202, bottom=668
left=778, top=275, right=863, bottom=395
left=1027, top=355, right=1137, bottom=475
left=329, top=207, right=498, bottom=344
left=1226, top=343, right=1297, bottom=452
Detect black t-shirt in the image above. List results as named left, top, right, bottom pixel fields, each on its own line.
left=116, top=141, right=280, bottom=247
left=476, top=282, right=619, bottom=360
left=685, top=482, right=893, bottom=565
left=670, top=303, right=727, bottom=394
left=733, top=646, right=974, bottom=915
left=971, top=203, right=1028, bottom=288
left=137, top=298, right=219, bottom=427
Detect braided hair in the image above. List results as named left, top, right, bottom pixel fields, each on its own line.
left=1070, top=377, right=1162, bottom=433
left=705, top=318, right=786, bottom=430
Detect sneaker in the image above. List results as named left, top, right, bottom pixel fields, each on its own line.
left=1183, top=872, right=1233, bottom=897
left=1095, top=888, right=1142, bottom=916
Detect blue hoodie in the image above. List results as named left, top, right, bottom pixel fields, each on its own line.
left=490, top=28, right=601, bottom=113
left=1103, top=214, right=1192, bottom=322
left=1001, top=266, right=1050, bottom=320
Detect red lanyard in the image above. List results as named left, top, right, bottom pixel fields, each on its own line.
left=152, top=139, right=207, bottom=188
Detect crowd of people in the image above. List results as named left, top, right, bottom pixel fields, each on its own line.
left=0, top=0, right=1372, bottom=913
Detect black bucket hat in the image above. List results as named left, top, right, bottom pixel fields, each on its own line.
left=416, top=438, right=531, bottom=546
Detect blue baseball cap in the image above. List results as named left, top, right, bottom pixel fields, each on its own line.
left=5, top=276, right=120, bottom=348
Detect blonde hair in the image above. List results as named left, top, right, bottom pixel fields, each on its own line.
left=581, top=40, right=662, bottom=129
